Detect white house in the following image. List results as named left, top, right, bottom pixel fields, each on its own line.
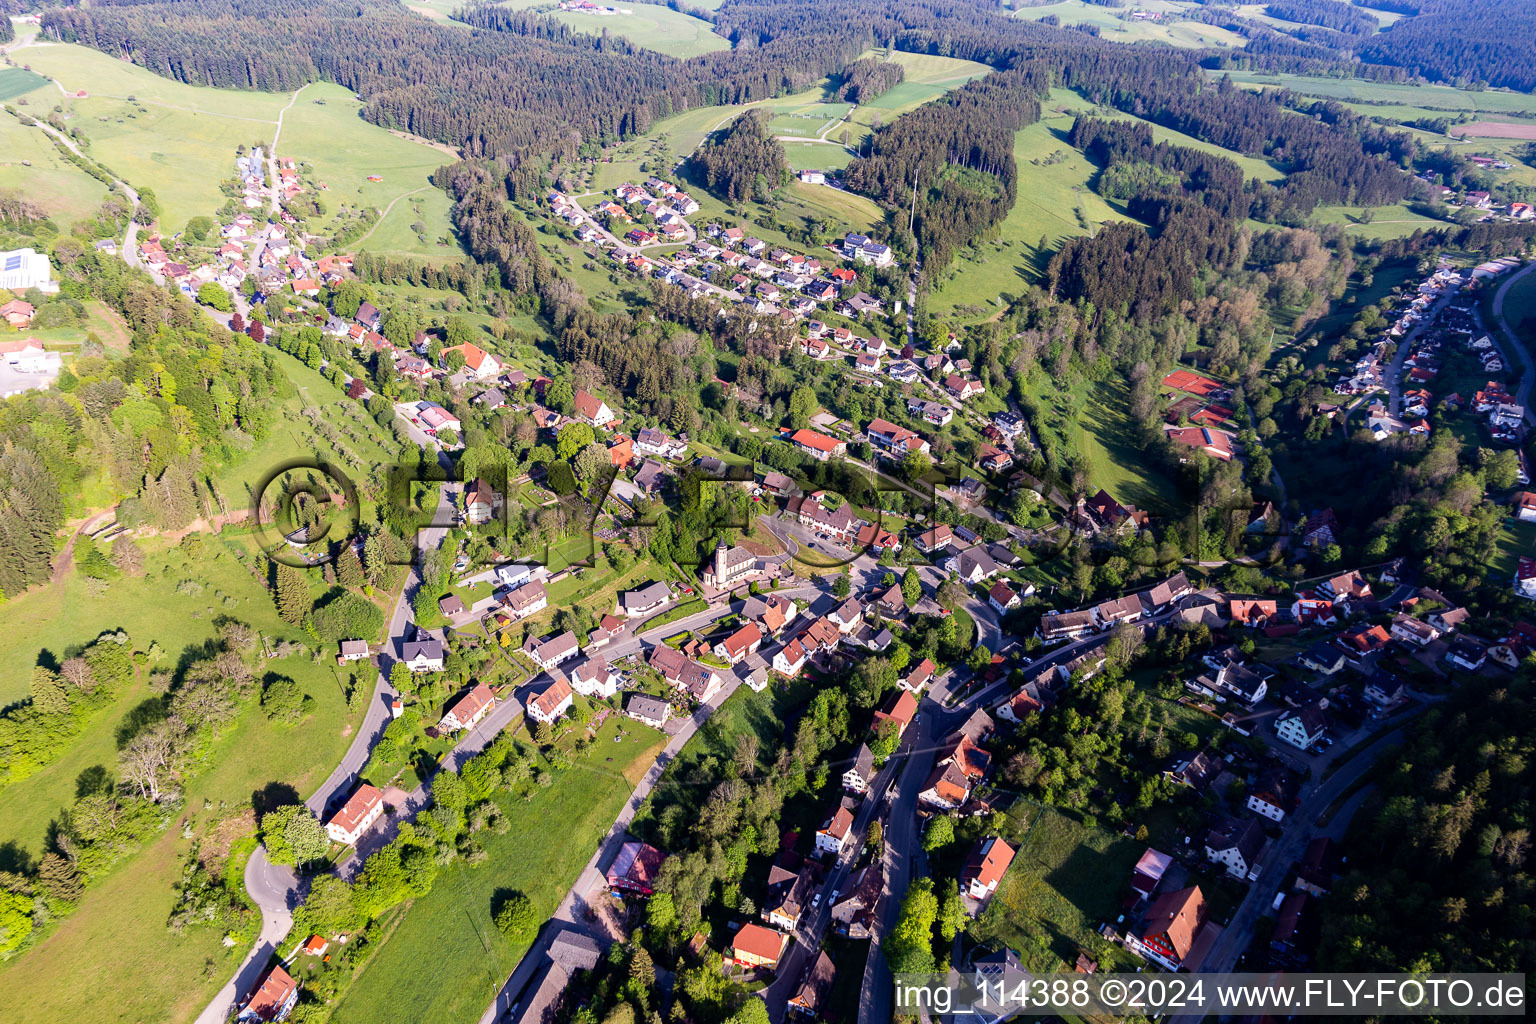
left=0, top=248, right=54, bottom=293
left=814, top=797, right=859, bottom=856
left=527, top=676, right=575, bottom=724
left=401, top=637, right=445, bottom=673
left=440, top=682, right=495, bottom=732
left=1276, top=703, right=1326, bottom=750
left=1204, top=817, right=1263, bottom=880
left=325, top=784, right=385, bottom=845
left=570, top=656, right=620, bottom=698
left=523, top=631, right=580, bottom=670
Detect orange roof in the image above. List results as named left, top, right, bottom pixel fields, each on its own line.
left=243, top=964, right=297, bottom=1020
left=790, top=428, right=841, bottom=453
left=720, top=622, right=763, bottom=658
left=878, top=689, right=918, bottom=727
left=445, top=682, right=494, bottom=726
left=1142, top=885, right=1206, bottom=959
left=303, top=934, right=329, bottom=955
left=964, top=836, right=1016, bottom=889
left=327, top=784, right=383, bottom=835
left=732, top=922, right=786, bottom=963
left=532, top=676, right=573, bottom=716
left=443, top=342, right=493, bottom=371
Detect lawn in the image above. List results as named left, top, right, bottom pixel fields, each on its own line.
left=492, top=0, right=729, bottom=58
left=781, top=141, right=854, bottom=172
left=273, top=82, right=463, bottom=263
left=1216, top=70, right=1536, bottom=116
left=1304, top=201, right=1454, bottom=241
left=14, top=42, right=291, bottom=231
left=970, top=806, right=1146, bottom=968
left=1012, top=0, right=1247, bottom=48
left=0, top=535, right=365, bottom=1024
left=0, top=65, right=48, bottom=101
left=928, top=90, right=1140, bottom=317
left=328, top=714, right=665, bottom=1024
left=1491, top=520, right=1536, bottom=581
left=0, top=109, right=115, bottom=228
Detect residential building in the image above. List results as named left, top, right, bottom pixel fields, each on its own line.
left=336, top=639, right=369, bottom=664
left=1246, top=766, right=1298, bottom=822
left=1390, top=614, right=1439, bottom=646
left=961, top=836, right=1016, bottom=902
left=943, top=546, right=1002, bottom=584
left=1205, top=816, right=1264, bottom=879
left=1126, top=886, right=1206, bottom=971
left=570, top=656, right=620, bottom=698
left=439, top=342, right=501, bottom=379
left=1039, top=610, right=1095, bottom=642
left=574, top=389, right=617, bottom=428
left=772, top=638, right=808, bottom=678
left=900, top=657, right=935, bottom=692
left=789, top=428, right=846, bottom=461
left=865, top=418, right=930, bottom=460
left=714, top=622, right=764, bottom=664
left=625, top=693, right=671, bottom=729
left=464, top=478, right=499, bottom=525
left=620, top=580, right=672, bottom=617
left=440, top=682, right=495, bottom=732
left=527, top=675, right=575, bottom=724
left=874, top=690, right=918, bottom=737
left=815, top=796, right=860, bottom=856
left=523, top=630, right=580, bottom=670
left=787, top=951, right=835, bottom=1018
left=237, top=964, right=300, bottom=1023
left=1444, top=636, right=1487, bottom=671
left=764, top=862, right=821, bottom=932
left=502, top=580, right=548, bottom=620
left=1276, top=702, right=1327, bottom=750
left=843, top=744, right=875, bottom=793
left=914, top=523, right=954, bottom=555
left=606, top=840, right=666, bottom=896
left=401, top=637, right=445, bottom=673
left=830, top=862, right=882, bottom=938
left=325, top=783, right=385, bottom=845
left=1364, top=669, right=1405, bottom=708
left=731, top=923, right=788, bottom=971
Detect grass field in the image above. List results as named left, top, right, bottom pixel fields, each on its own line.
left=0, top=534, right=366, bottom=1024
left=1491, top=519, right=1536, bottom=581
left=328, top=715, right=665, bottom=1024
left=1012, top=0, right=1248, bottom=48
left=970, top=807, right=1145, bottom=968
left=0, top=110, right=113, bottom=226
left=1304, top=201, right=1454, bottom=240
left=9, top=46, right=461, bottom=255
left=1217, top=70, right=1536, bottom=116
left=492, top=0, right=729, bottom=57
left=0, top=65, right=48, bottom=101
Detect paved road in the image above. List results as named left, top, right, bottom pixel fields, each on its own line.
left=1488, top=261, right=1536, bottom=425
left=197, top=482, right=459, bottom=1024
left=1385, top=282, right=1459, bottom=416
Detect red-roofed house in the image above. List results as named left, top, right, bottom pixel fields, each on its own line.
left=325, top=784, right=385, bottom=846
left=238, top=964, right=299, bottom=1022
left=575, top=389, right=617, bottom=428
left=440, top=342, right=501, bottom=379
left=961, top=836, right=1016, bottom=902
left=874, top=690, right=918, bottom=736
left=440, top=682, right=495, bottom=732
left=606, top=840, right=666, bottom=896
left=790, top=428, right=846, bottom=461
left=731, top=922, right=788, bottom=970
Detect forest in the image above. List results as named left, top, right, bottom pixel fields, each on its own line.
left=690, top=110, right=790, bottom=204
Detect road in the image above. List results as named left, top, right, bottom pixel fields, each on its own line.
left=1166, top=722, right=1416, bottom=1023
left=197, top=481, right=461, bottom=1024
left=559, top=193, right=740, bottom=304
left=1384, top=283, right=1460, bottom=417
left=1487, top=261, right=1536, bottom=425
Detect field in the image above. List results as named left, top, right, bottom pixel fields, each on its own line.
left=492, top=0, right=729, bottom=58
left=1303, top=201, right=1454, bottom=240
left=0, top=65, right=47, bottom=101
left=7, top=45, right=461, bottom=256
left=0, top=534, right=366, bottom=1024
left=328, top=715, right=665, bottom=1024
left=1453, top=122, right=1536, bottom=140
left=1217, top=70, right=1536, bottom=116
left=0, top=110, right=113, bottom=227
left=1011, top=0, right=1248, bottom=48
left=1491, top=520, right=1536, bottom=581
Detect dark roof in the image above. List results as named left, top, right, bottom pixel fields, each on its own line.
left=626, top=693, right=670, bottom=721
left=1205, top=815, right=1264, bottom=863
left=548, top=929, right=603, bottom=972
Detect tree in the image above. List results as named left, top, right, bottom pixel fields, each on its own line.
left=197, top=282, right=233, bottom=312
left=869, top=719, right=901, bottom=763
left=29, top=666, right=68, bottom=716
left=867, top=820, right=884, bottom=855
left=274, top=563, right=311, bottom=624
left=311, top=590, right=385, bottom=641
left=337, top=546, right=365, bottom=589
left=118, top=721, right=183, bottom=802
left=788, top=385, right=817, bottom=428
left=38, top=852, right=83, bottom=906
left=833, top=571, right=851, bottom=599
left=923, top=815, right=954, bottom=852
left=303, top=874, right=363, bottom=934
left=0, top=890, right=33, bottom=956
left=110, top=535, right=145, bottom=577
left=938, top=880, right=967, bottom=942
left=261, top=674, right=313, bottom=724
left=557, top=421, right=595, bottom=461
left=884, top=877, right=938, bottom=973
left=283, top=807, right=330, bottom=865
left=493, top=890, right=538, bottom=939
left=901, top=566, right=922, bottom=606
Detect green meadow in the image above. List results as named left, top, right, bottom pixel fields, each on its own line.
left=1011, top=0, right=1248, bottom=48
left=492, top=0, right=729, bottom=58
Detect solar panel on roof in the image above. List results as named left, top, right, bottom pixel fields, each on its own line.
left=3, top=255, right=22, bottom=271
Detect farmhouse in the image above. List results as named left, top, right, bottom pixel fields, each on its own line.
left=523, top=630, right=580, bottom=670
left=325, top=783, right=385, bottom=845
left=574, top=389, right=617, bottom=427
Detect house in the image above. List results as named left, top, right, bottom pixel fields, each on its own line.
left=1165, top=750, right=1222, bottom=791
left=634, top=426, right=687, bottom=460
left=1227, top=599, right=1277, bottom=627
left=570, top=656, right=620, bottom=698
left=830, top=862, right=882, bottom=938
left=626, top=692, right=671, bottom=729
left=649, top=645, right=723, bottom=702
left=857, top=523, right=902, bottom=555
left=944, top=374, right=984, bottom=401
left=1363, top=669, right=1405, bottom=708
left=919, top=760, right=971, bottom=811
left=1126, top=886, right=1206, bottom=972
left=439, top=342, right=501, bottom=379
left=502, top=581, right=548, bottom=620
left=873, top=689, right=917, bottom=738
left=1320, top=570, right=1372, bottom=603
left=1204, top=816, right=1264, bottom=879
left=527, top=675, right=575, bottom=724
left=829, top=597, right=864, bottom=634
left=336, top=639, right=370, bottom=665
left=1143, top=571, right=1192, bottom=610
left=633, top=459, right=667, bottom=495
left=772, top=638, right=809, bottom=678
left=714, top=622, right=764, bottom=664
left=1165, top=425, right=1233, bottom=461
left=1092, top=594, right=1143, bottom=631
left=1429, top=605, right=1470, bottom=633
left=413, top=402, right=461, bottom=438
left=1130, top=847, right=1173, bottom=902
left=787, top=951, right=835, bottom=1018
left=1276, top=702, right=1327, bottom=750
left=237, top=964, right=300, bottom=1023
left=1247, top=766, right=1299, bottom=822
left=608, top=433, right=635, bottom=469
left=440, top=595, right=465, bottom=618
left=843, top=743, right=875, bottom=793
left=943, top=546, right=1002, bottom=584
left=995, top=679, right=1049, bottom=724
left=620, top=580, right=672, bottom=618
left=0, top=299, right=34, bottom=328
left=760, top=470, right=798, bottom=497
left=440, top=682, right=495, bottom=732
left=1300, top=508, right=1340, bottom=548
left=1298, top=642, right=1347, bottom=676
left=987, top=580, right=1020, bottom=614
left=325, top=783, right=385, bottom=845
left=865, top=418, right=930, bottom=459
left=606, top=840, right=665, bottom=896
left=401, top=637, right=445, bottom=673
left=574, top=389, right=617, bottom=428
left=815, top=797, right=860, bottom=856
left=788, top=495, right=859, bottom=542
left=1389, top=613, right=1439, bottom=647
left=464, top=478, right=499, bottom=525
left=1518, top=557, right=1536, bottom=598
left=1444, top=636, right=1487, bottom=671
left=789, top=428, right=846, bottom=461
left=523, top=630, right=580, bottom=670
left=1039, top=610, right=1095, bottom=642
left=731, top=923, right=788, bottom=971
left=961, top=837, right=1016, bottom=902
left=914, top=523, right=954, bottom=555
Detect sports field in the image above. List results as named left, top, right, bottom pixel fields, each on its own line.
left=493, top=0, right=729, bottom=58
